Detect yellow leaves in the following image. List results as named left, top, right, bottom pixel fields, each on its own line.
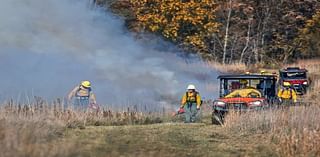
left=305, top=19, right=315, bottom=28
left=149, top=25, right=159, bottom=31
left=298, top=11, right=320, bottom=36
left=294, top=11, right=320, bottom=56
left=130, top=0, right=220, bottom=53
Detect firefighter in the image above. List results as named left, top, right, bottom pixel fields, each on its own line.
left=67, top=80, right=97, bottom=110
left=180, top=84, right=202, bottom=123
left=277, top=82, right=297, bottom=105
left=239, top=79, right=250, bottom=88
left=260, top=70, right=271, bottom=75
left=225, top=79, right=262, bottom=98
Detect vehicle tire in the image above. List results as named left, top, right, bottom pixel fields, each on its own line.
left=302, top=86, right=308, bottom=95
left=212, top=111, right=224, bottom=125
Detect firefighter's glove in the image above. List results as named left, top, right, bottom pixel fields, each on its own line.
left=196, top=106, right=200, bottom=110
left=278, top=98, right=282, bottom=103
left=89, top=103, right=99, bottom=110
left=178, top=107, right=185, bottom=114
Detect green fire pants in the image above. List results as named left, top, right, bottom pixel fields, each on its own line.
left=184, top=102, right=198, bottom=123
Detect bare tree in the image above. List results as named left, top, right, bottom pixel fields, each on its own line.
left=239, top=19, right=252, bottom=63
left=222, top=0, right=232, bottom=64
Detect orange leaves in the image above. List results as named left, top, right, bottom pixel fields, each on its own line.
left=130, top=0, right=220, bottom=54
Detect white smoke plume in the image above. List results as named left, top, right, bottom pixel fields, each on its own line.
left=0, top=0, right=218, bottom=110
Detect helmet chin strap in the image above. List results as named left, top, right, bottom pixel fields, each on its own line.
left=80, top=85, right=88, bottom=89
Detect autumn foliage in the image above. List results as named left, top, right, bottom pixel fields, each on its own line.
left=130, top=0, right=220, bottom=57
left=98, top=0, right=320, bottom=64
left=296, top=11, right=320, bottom=58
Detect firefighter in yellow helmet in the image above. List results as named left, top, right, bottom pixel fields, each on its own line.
left=225, top=79, right=262, bottom=98
left=277, top=82, right=297, bottom=104
left=260, top=70, right=273, bottom=75
left=180, top=84, right=202, bottom=123
left=239, top=79, right=248, bottom=88
left=67, top=80, right=97, bottom=110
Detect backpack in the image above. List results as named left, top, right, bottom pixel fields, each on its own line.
left=76, top=85, right=91, bottom=97
left=186, top=91, right=196, bottom=101
left=281, top=88, right=293, bottom=99
left=186, top=91, right=202, bottom=105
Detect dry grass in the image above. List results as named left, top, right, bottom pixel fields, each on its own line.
left=2, top=98, right=167, bottom=127
left=0, top=100, right=275, bottom=157
left=224, top=106, right=320, bottom=157
left=208, top=62, right=247, bottom=73
left=304, top=79, right=320, bottom=104
left=0, top=99, right=170, bottom=157
left=0, top=106, right=74, bottom=157
left=285, top=59, right=320, bottom=81
left=209, top=59, right=320, bottom=75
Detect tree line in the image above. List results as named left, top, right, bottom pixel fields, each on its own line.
left=96, top=0, right=320, bottom=65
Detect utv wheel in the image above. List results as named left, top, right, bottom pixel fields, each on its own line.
left=212, top=111, right=224, bottom=125
left=302, top=87, right=308, bottom=95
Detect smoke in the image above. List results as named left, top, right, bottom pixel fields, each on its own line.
left=0, top=0, right=218, bottom=109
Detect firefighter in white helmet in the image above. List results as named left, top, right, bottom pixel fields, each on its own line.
left=180, top=84, right=202, bottom=123
left=67, top=80, right=97, bottom=110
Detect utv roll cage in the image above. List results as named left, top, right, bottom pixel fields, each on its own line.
left=217, top=74, right=277, bottom=100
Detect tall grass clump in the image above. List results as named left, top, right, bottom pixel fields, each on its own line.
left=224, top=105, right=320, bottom=156
left=0, top=101, right=75, bottom=157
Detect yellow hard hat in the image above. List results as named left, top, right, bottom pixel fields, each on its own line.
left=81, top=80, right=91, bottom=88
left=283, top=82, right=291, bottom=87
left=260, top=70, right=266, bottom=74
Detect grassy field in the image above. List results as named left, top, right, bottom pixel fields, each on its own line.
left=0, top=107, right=277, bottom=157
left=63, top=123, right=276, bottom=157
left=1, top=60, right=320, bottom=157
left=2, top=105, right=319, bottom=157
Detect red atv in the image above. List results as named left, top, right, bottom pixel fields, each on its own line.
left=212, top=74, right=277, bottom=124
left=279, top=67, right=309, bottom=95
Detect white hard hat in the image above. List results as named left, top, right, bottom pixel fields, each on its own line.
left=187, top=84, right=196, bottom=90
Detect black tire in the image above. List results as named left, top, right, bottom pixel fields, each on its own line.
left=302, top=86, right=308, bottom=95
left=212, top=111, right=224, bottom=125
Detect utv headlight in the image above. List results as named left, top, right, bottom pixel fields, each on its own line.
left=248, top=101, right=262, bottom=106
left=213, top=101, right=225, bottom=106
left=303, top=81, right=308, bottom=85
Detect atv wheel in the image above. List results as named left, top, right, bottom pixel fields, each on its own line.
left=212, top=111, right=224, bottom=125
